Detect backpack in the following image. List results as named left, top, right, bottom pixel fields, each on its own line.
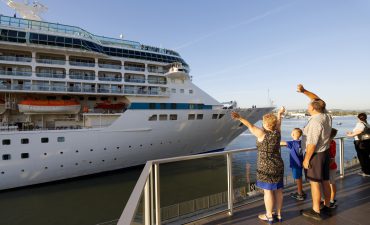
left=358, top=122, right=370, bottom=141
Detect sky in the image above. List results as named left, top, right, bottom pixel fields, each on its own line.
left=1, top=0, right=369, bottom=110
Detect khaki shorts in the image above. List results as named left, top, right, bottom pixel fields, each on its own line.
left=305, top=150, right=330, bottom=182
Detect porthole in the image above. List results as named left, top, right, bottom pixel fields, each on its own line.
left=41, top=137, right=49, bottom=143
left=104, top=148, right=107, bottom=150
left=139, top=144, right=142, bottom=147
left=21, top=153, right=29, bottom=159
left=188, top=114, right=195, bottom=120
left=2, top=154, right=11, bottom=160
left=169, top=114, right=177, bottom=120
left=60, top=152, right=63, bottom=154
left=2, top=139, right=10, bottom=145
left=75, top=163, right=79, bottom=166
left=102, top=160, right=105, bottom=162
left=116, top=147, right=120, bottom=149
left=60, top=165, right=64, bottom=167
left=21, top=169, right=25, bottom=172
left=1, top=172, right=4, bottom=174
left=197, top=114, right=203, bottom=120
left=75, top=150, right=79, bottom=153
left=21, top=138, right=29, bottom=144
left=89, top=161, right=92, bottom=164
left=57, top=137, right=65, bottom=142
left=90, top=149, right=93, bottom=152
left=212, top=114, right=218, bottom=119
left=44, top=153, right=47, bottom=156
left=114, top=158, right=117, bottom=160
left=44, top=167, right=48, bottom=169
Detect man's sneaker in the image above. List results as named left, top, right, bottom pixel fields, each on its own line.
left=320, top=205, right=333, bottom=216
left=301, top=208, right=322, bottom=221
left=290, top=192, right=305, bottom=201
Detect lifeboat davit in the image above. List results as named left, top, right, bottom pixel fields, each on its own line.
left=18, top=100, right=81, bottom=114
left=94, top=101, right=125, bottom=110
left=0, top=99, right=5, bottom=114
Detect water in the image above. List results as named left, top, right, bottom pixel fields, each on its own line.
left=0, top=117, right=359, bottom=225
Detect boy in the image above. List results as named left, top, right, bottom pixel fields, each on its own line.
left=281, top=128, right=306, bottom=201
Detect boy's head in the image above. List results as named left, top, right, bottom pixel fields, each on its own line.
left=291, top=128, right=303, bottom=140
left=330, top=128, right=338, bottom=139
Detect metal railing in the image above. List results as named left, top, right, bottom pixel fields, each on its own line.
left=36, top=72, right=66, bottom=79
left=0, top=55, right=32, bottom=62
left=118, top=137, right=357, bottom=225
left=124, top=66, right=145, bottom=72
left=0, top=70, right=32, bottom=76
left=36, top=58, right=66, bottom=65
left=69, top=61, right=95, bottom=67
left=98, top=64, right=122, bottom=70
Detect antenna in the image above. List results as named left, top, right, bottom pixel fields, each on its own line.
left=2, top=0, right=48, bottom=21
left=267, top=89, right=274, bottom=107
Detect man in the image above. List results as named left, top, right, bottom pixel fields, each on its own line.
left=297, top=84, right=332, bottom=221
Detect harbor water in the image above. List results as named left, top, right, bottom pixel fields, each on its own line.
left=0, top=116, right=359, bottom=225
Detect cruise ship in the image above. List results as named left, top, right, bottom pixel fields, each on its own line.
left=0, top=2, right=272, bottom=190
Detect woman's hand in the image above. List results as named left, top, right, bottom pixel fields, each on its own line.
left=346, top=131, right=353, bottom=137
left=231, top=112, right=241, bottom=120
left=297, top=84, right=305, bottom=93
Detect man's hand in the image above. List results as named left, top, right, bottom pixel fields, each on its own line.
left=297, top=84, right=305, bottom=93
left=303, top=158, right=310, bottom=169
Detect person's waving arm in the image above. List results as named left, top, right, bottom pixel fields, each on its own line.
left=231, top=112, right=265, bottom=141
left=297, top=84, right=321, bottom=101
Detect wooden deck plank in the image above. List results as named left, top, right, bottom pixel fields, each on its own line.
left=189, top=173, right=370, bottom=225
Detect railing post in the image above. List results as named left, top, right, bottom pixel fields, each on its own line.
left=144, top=177, right=150, bottom=225
left=339, top=137, right=345, bottom=178
left=150, top=169, right=154, bottom=225
left=154, top=163, right=161, bottom=225
left=226, top=153, right=233, bottom=216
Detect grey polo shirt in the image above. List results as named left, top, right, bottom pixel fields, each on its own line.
left=302, top=113, right=332, bottom=153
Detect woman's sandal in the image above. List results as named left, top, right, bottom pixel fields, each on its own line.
left=276, top=214, right=282, bottom=222
left=258, top=213, right=274, bottom=224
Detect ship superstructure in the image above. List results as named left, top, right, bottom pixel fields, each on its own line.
left=0, top=13, right=272, bottom=190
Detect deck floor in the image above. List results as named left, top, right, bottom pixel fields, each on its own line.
left=190, top=173, right=370, bottom=225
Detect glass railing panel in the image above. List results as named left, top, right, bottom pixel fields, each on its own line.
left=124, top=66, right=145, bottom=72
left=0, top=56, right=32, bottom=62
left=98, top=64, right=122, bottom=69
left=69, top=61, right=95, bottom=67
left=148, top=79, right=167, bottom=85
left=36, top=73, right=66, bottom=79
left=124, top=79, right=145, bottom=83
left=51, top=86, right=66, bottom=92
left=36, top=59, right=66, bottom=65
left=82, top=88, right=95, bottom=93
left=69, top=75, right=95, bottom=80
left=97, top=88, right=110, bottom=93
left=98, top=77, right=122, bottom=82
left=0, top=71, right=32, bottom=76
left=32, top=85, right=50, bottom=91
left=0, top=84, right=11, bottom=90
left=159, top=156, right=228, bottom=223
left=67, top=87, right=82, bottom=92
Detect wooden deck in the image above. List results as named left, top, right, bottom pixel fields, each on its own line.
left=190, top=172, right=370, bottom=225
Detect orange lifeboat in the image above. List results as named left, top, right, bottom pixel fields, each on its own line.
left=94, top=101, right=125, bottom=110
left=18, top=100, right=81, bottom=114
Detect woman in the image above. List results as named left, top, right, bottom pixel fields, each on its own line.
left=231, top=107, right=285, bottom=224
left=346, top=113, right=370, bottom=176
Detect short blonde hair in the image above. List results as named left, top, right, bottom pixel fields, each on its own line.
left=263, top=113, right=278, bottom=130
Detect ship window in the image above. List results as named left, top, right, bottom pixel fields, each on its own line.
left=41, top=137, right=49, bottom=143
left=88, top=97, right=97, bottom=101
left=171, top=103, right=177, bottom=109
left=160, top=103, right=166, bottom=109
left=159, top=114, right=168, bottom=121
left=2, top=139, right=11, bottom=145
left=149, top=103, right=156, bottom=109
left=197, top=114, right=203, bottom=120
left=21, top=138, right=29, bottom=144
left=170, top=114, right=177, bottom=120
left=219, top=114, right=225, bottom=119
left=188, top=114, right=195, bottom=120
left=212, top=114, right=218, bottom=119
left=100, top=97, right=108, bottom=101
left=47, top=96, right=57, bottom=100
left=57, top=137, right=65, bottom=142
left=180, top=89, right=184, bottom=93
left=189, top=89, right=193, bottom=94
left=2, top=154, right=11, bottom=160
left=148, top=115, right=157, bottom=121
left=21, top=153, right=29, bottom=159
left=171, top=88, right=176, bottom=93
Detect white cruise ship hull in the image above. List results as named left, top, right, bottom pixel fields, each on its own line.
left=0, top=107, right=270, bottom=190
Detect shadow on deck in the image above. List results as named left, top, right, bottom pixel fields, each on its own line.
left=190, top=172, right=370, bottom=225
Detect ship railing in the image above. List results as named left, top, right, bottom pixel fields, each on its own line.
left=69, top=74, right=96, bottom=80
left=36, top=72, right=66, bottom=79
left=124, top=78, right=146, bottom=83
left=148, top=68, right=166, bottom=74
left=0, top=70, right=32, bottom=76
left=99, top=77, right=122, bottom=82
left=0, top=55, right=32, bottom=62
left=124, top=66, right=146, bottom=72
left=147, top=79, right=167, bottom=85
left=36, top=58, right=66, bottom=65
left=69, top=61, right=95, bottom=67
left=118, top=137, right=358, bottom=225
left=98, top=64, right=122, bottom=70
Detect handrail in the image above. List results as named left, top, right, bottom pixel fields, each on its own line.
left=118, top=137, right=352, bottom=224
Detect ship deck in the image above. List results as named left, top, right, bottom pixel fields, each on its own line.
left=190, top=172, right=370, bottom=225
